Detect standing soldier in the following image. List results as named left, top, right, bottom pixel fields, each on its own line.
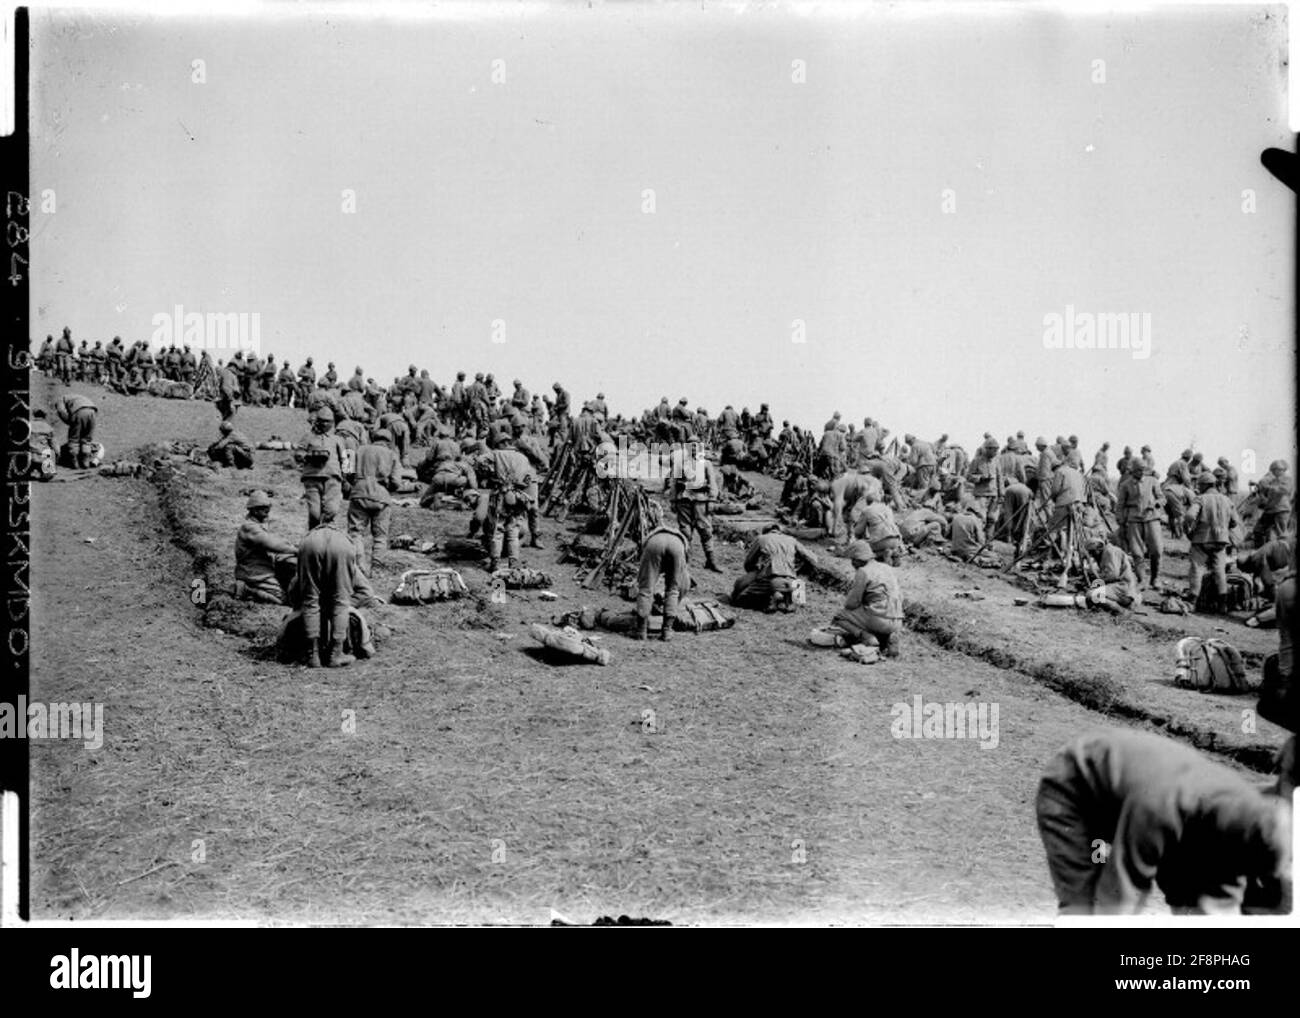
left=1184, top=472, right=1242, bottom=612
left=36, top=335, right=54, bottom=376
left=276, top=361, right=297, bottom=406
left=511, top=379, right=530, bottom=411
left=1215, top=456, right=1240, bottom=496
left=105, top=337, right=126, bottom=385
left=478, top=436, right=535, bottom=573
left=551, top=381, right=571, bottom=433
left=966, top=437, right=1005, bottom=517
left=297, top=357, right=317, bottom=404
left=54, top=327, right=75, bottom=384
left=136, top=341, right=156, bottom=383
left=86, top=341, right=106, bottom=385
left=1252, top=460, right=1294, bottom=548
left=216, top=357, right=242, bottom=421
left=346, top=429, right=401, bottom=575
left=179, top=344, right=197, bottom=386
left=164, top=344, right=182, bottom=381
left=296, top=506, right=359, bottom=669
left=296, top=407, right=348, bottom=530
left=667, top=439, right=722, bottom=572
left=1115, top=458, right=1165, bottom=588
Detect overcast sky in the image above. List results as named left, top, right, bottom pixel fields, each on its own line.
left=29, top=3, right=1294, bottom=476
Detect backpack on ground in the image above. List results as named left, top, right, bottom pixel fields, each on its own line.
left=1174, top=636, right=1256, bottom=694
left=391, top=568, right=468, bottom=605
left=673, top=599, right=735, bottom=633
left=1196, top=573, right=1258, bottom=613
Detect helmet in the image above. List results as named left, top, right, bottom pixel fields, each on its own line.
left=245, top=490, right=272, bottom=510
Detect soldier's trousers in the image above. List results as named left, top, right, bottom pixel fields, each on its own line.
left=1122, top=518, right=1162, bottom=583
left=296, top=547, right=353, bottom=644
left=636, top=532, right=688, bottom=620
left=302, top=477, right=344, bottom=530
left=1034, top=751, right=1103, bottom=913
left=346, top=497, right=391, bottom=575
left=1188, top=542, right=1228, bottom=602
left=674, top=499, right=715, bottom=561
left=483, top=498, right=528, bottom=562
left=1254, top=510, right=1290, bottom=549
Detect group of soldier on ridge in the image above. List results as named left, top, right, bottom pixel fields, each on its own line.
left=31, top=325, right=1299, bottom=918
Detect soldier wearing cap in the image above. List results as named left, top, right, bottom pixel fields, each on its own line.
left=831, top=539, right=904, bottom=657
left=667, top=438, right=723, bottom=572
left=296, top=505, right=359, bottom=668
left=511, top=378, right=530, bottom=410
left=208, top=420, right=255, bottom=469
left=1253, top=460, right=1294, bottom=547
left=235, top=491, right=298, bottom=604
left=296, top=407, right=347, bottom=529
left=589, top=391, right=609, bottom=422
left=1116, top=456, right=1164, bottom=587
left=1215, top=457, right=1239, bottom=496
left=347, top=429, right=401, bottom=575
left=477, top=435, right=535, bottom=572
left=965, top=436, right=1005, bottom=516
left=1184, top=472, right=1242, bottom=611
left=322, top=361, right=338, bottom=387
left=731, top=523, right=816, bottom=611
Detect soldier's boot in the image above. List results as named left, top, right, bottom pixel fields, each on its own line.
left=1149, top=555, right=1161, bottom=589
left=328, top=639, right=355, bottom=668
left=659, top=618, right=672, bottom=642
left=632, top=616, right=649, bottom=641
left=703, top=546, right=723, bottom=573
left=527, top=509, right=544, bottom=548
left=305, top=643, right=322, bottom=669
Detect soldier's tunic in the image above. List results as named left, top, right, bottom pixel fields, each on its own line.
left=1035, top=729, right=1287, bottom=914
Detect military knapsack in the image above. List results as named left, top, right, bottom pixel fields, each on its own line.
left=672, top=599, right=735, bottom=633
left=493, top=566, right=553, bottom=589
left=390, top=568, right=468, bottom=604
left=1196, top=573, right=1257, bottom=614
left=1174, top=637, right=1256, bottom=694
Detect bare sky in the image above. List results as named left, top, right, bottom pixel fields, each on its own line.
left=30, top=3, right=1294, bottom=476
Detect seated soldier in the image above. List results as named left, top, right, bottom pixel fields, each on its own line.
left=719, top=463, right=756, bottom=502
left=234, top=491, right=298, bottom=604
left=731, top=524, right=817, bottom=612
left=948, top=498, right=988, bottom=561
left=851, top=490, right=903, bottom=565
left=1085, top=536, right=1139, bottom=612
left=832, top=540, right=904, bottom=658
left=1237, top=537, right=1293, bottom=604
left=208, top=421, right=256, bottom=469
